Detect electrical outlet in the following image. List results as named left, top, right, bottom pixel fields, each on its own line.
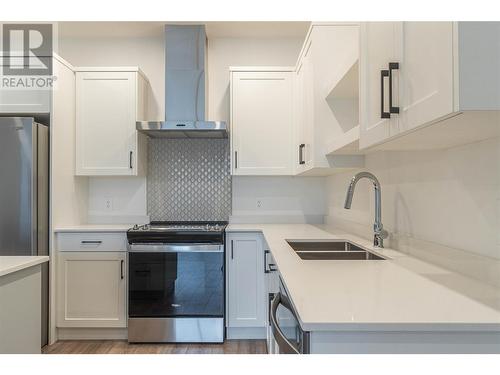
left=256, top=199, right=262, bottom=209
left=104, top=197, right=113, bottom=212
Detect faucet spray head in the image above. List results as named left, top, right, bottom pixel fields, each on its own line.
left=344, top=183, right=354, bottom=209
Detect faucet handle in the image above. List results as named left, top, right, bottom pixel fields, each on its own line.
left=379, top=229, right=389, bottom=239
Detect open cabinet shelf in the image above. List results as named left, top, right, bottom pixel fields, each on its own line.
left=324, top=58, right=363, bottom=158
left=326, top=124, right=363, bottom=155
left=325, top=58, right=359, bottom=101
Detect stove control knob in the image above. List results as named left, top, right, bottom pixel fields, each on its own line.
left=132, top=224, right=139, bottom=230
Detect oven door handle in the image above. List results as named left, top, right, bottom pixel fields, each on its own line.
left=128, top=244, right=224, bottom=253
left=270, top=292, right=300, bottom=354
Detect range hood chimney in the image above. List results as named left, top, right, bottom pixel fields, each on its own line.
left=137, top=25, right=228, bottom=138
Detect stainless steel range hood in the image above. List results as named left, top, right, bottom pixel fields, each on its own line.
left=137, top=120, right=227, bottom=138
left=137, top=25, right=227, bottom=139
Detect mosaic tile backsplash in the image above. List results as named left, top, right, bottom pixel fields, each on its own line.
left=147, top=138, right=231, bottom=221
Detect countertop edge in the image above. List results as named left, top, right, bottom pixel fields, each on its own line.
left=302, top=322, right=500, bottom=332
left=54, top=226, right=131, bottom=233
left=0, top=256, right=50, bottom=277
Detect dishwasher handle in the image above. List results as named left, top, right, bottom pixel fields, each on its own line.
left=270, top=292, right=300, bottom=354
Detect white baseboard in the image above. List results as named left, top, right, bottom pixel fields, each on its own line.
left=226, top=327, right=267, bottom=340
left=57, top=328, right=128, bottom=340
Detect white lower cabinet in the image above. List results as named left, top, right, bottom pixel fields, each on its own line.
left=226, top=233, right=267, bottom=329
left=56, top=251, right=126, bottom=328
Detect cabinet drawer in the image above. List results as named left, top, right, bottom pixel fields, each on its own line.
left=57, top=232, right=128, bottom=252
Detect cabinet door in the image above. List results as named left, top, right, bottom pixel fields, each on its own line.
left=295, top=41, right=314, bottom=171
left=227, top=234, right=266, bottom=328
left=76, top=71, right=137, bottom=176
left=399, top=22, right=454, bottom=132
left=57, top=252, right=126, bottom=328
left=231, top=71, right=294, bottom=175
left=359, top=22, right=401, bottom=149
left=295, top=61, right=306, bottom=172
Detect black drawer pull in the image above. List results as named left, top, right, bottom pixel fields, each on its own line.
left=81, top=240, right=102, bottom=244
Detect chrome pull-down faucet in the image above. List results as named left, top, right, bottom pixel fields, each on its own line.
left=344, top=172, right=388, bottom=248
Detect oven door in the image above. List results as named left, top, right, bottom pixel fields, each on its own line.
left=270, top=280, right=310, bottom=354
left=128, top=244, right=224, bottom=318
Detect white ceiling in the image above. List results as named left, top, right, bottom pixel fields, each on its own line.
left=58, top=21, right=310, bottom=39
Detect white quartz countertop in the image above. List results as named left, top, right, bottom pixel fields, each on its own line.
left=0, top=256, right=49, bottom=277
left=54, top=224, right=133, bottom=232
left=226, top=224, right=500, bottom=331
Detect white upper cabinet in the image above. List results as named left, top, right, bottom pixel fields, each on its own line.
left=295, top=40, right=314, bottom=174
left=295, top=23, right=364, bottom=175
left=359, top=22, right=401, bottom=149
left=230, top=68, right=294, bottom=175
left=0, top=56, right=53, bottom=114
left=75, top=68, right=149, bottom=176
left=229, top=24, right=364, bottom=177
left=360, top=22, right=500, bottom=150
left=399, top=22, right=454, bottom=133
left=0, top=89, right=51, bottom=114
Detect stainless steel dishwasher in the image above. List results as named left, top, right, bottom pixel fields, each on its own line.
left=269, top=277, right=310, bottom=354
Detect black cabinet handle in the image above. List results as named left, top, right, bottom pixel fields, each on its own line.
left=389, top=62, right=400, bottom=114
left=380, top=69, right=390, bottom=119
left=234, top=151, right=238, bottom=169
left=298, top=144, right=305, bottom=165
left=231, top=240, right=234, bottom=260
left=129, top=151, right=133, bottom=169
left=81, top=240, right=102, bottom=244
left=120, top=260, right=124, bottom=279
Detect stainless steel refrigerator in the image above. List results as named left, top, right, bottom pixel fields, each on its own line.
left=0, top=117, right=49, bottom=347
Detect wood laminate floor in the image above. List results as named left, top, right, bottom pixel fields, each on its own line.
left=42, top=340, right=267, bottom=354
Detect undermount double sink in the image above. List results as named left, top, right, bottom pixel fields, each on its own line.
left=286, top=240, right=385, bottom=261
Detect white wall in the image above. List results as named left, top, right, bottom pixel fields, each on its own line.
left=325, top=138, right=500, bottom=282
left=232, top=177, right=326, bottom=223
left=59, top=36, right=165, bottom=119
left=87, top=177, right=149, bottom=224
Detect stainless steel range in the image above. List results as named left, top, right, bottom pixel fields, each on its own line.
left=127, top=221, right=227, bottom=343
